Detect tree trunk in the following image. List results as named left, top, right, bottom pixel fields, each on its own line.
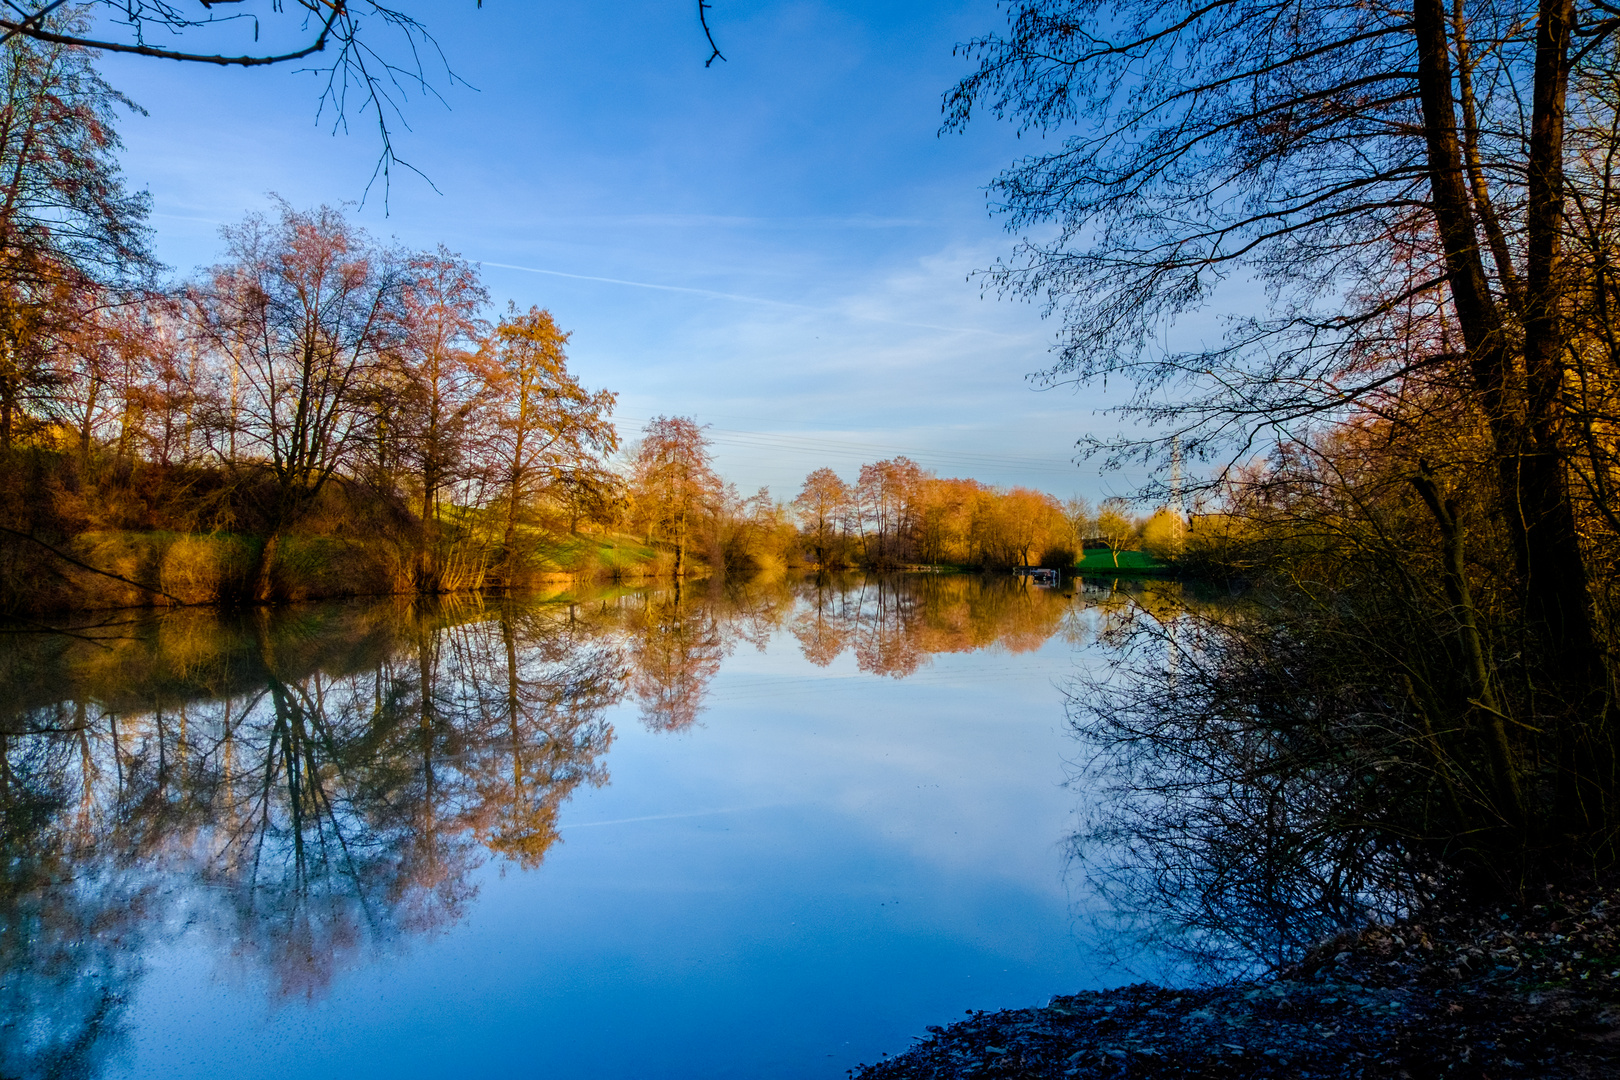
left=1521, top=0, right=1602, bottom=697
left=250, top=531, right=280, bottom=604
left=674, top=510, right=686, bottom=578
left=1413, top=0, right=1603, bottom=712
left=502, top=473, right=522, bottom=584
left=1412, top=467, right=1524, bottom=825
left=503, top=609, right=525, bottom=798
left=419, top=481, right=438, bottom=593
left=77, top=378, right=99, bottom=463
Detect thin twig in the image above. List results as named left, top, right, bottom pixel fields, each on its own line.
left=698, top=0, right=724, bottom=66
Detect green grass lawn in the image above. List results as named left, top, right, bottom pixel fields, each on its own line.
left=527, top=531, right=658, bottom=573
left=1075, top=548, right=1172, bottom=573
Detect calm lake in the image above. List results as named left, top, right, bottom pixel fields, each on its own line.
left=1, top=574, right=1178, bottom=1080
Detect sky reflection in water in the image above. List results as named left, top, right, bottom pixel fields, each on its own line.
left=0, top=575, right=1167, bottom=1079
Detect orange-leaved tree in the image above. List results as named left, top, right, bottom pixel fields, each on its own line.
left=481, top=305, right=617, bottom=573
left=794, top=467, right=851, bottom=567
left=632, top=415, right=722, bottom=578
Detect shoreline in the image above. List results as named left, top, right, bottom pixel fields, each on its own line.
left=852, top=890, right=1620, bottom=1078
left=0, top=528, right=682, bottom=616
left=6, top=545, right=1188, bottom=617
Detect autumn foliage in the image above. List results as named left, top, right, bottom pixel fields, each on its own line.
left=790, top=456, right=1086, bottom=570
left=0, top=198, right=621, bottom=611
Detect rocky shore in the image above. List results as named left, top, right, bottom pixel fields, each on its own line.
left=853, top=889, right=1620, bottom=1079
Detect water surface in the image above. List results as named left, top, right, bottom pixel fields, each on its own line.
left=1, top=574, right=1164, bottom=1079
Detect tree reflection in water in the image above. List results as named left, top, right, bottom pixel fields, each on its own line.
left=792, top=572, right=1085, bottom=677
left=629, top=582, right=728, bottom=732
left=0, top=573, right=1092, bottom=1079
left=1064, top=580, right=1424, bottom=980
left=0, top=597, right=631, bottom=1076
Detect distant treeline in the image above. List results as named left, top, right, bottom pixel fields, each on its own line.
left=788, top=461, right=1183, bottom=571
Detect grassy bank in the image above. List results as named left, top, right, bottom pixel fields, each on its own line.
left=1074, top=549, right=1175, bottom=574
left=4, top=534, right=1177, bottom=614
left=0, top=528, right=673, bottom=614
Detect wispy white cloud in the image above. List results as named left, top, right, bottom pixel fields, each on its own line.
left=482, top=258, right=1014, bottom=337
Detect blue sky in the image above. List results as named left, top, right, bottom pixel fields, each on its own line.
left=99, top=0, right=1145, bottom=499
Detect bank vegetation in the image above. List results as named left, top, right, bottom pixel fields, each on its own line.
left=944, top=0, right=1620, bottom=938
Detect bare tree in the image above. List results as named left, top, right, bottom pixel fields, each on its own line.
left=0, top=2, right=729, bottom=192
left=1062, top=495, right=1093, bottom=552
left=201, top=201, right=406, bottom=599
left=0, top=25, right=153, bottom=453
left=394, top=245, right=490, bottom=587
left=946, top=0, right=1620, bottom=856
left=855, top=456, right=921, bottom=567
left=794, top=467, right=850, bottom=567
left=631, top=415, right=720, bottom=578
left=945, top=0, right=1609, bottom=697
left=1094, top=500, right=1135, bottom=569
